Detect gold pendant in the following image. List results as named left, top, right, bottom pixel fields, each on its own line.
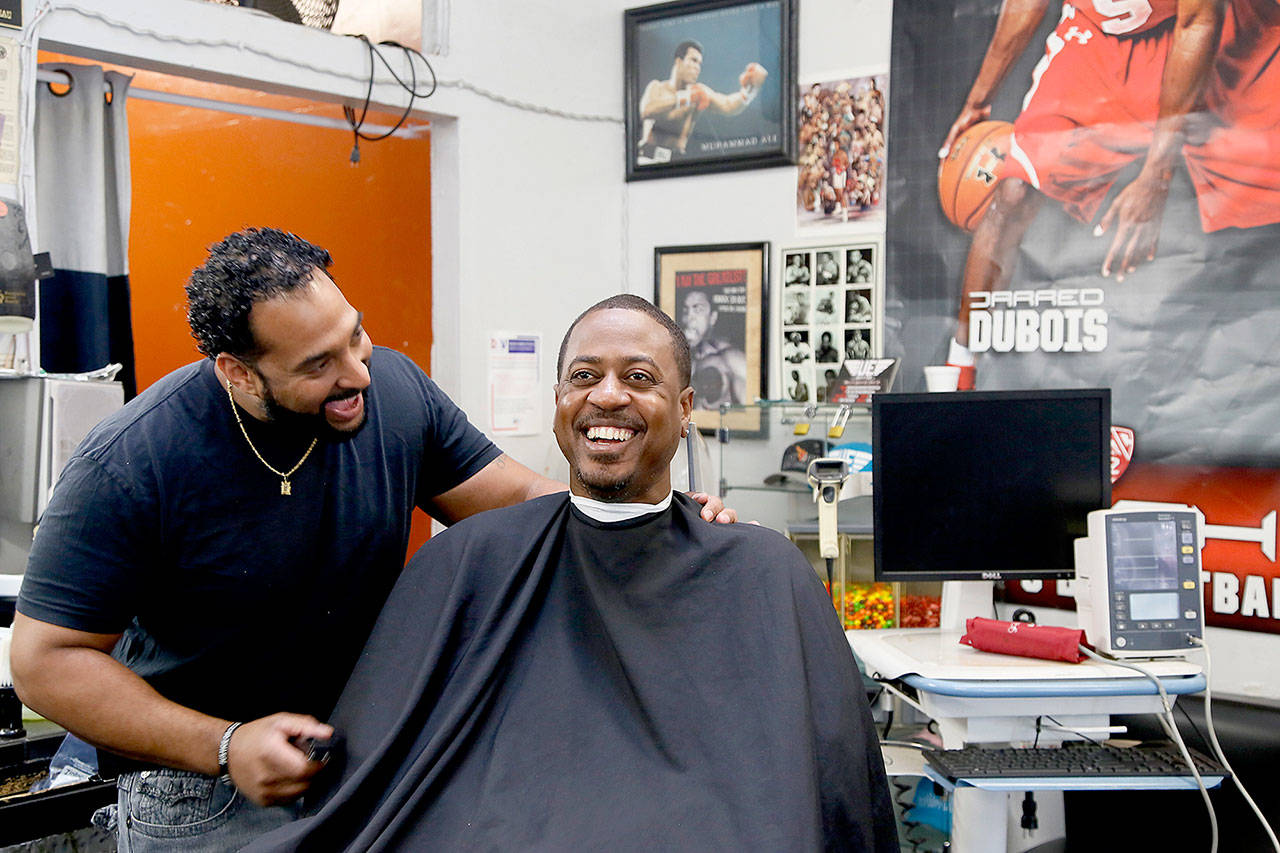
left=281, top=479, right=292, bottom=496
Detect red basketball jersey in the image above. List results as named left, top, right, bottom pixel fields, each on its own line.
left=1074, top=0, right=1178, bottom=36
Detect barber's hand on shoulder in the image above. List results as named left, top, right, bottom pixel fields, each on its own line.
left=225, top=713, right=334, bottom=807
left=688, top=491, right=737, bottom=524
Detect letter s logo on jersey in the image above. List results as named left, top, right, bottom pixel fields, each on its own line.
left=1090, top=0, right=1154, bottom=35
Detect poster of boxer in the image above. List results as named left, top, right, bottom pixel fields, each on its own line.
left=655, top=242, right=768, bottom=436
left=624, top=0, right=796, bottom=181
left=885, top=0, right=1280, bottom=633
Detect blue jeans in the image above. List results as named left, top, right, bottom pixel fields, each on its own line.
left=114, top=768, right=301, bottom=852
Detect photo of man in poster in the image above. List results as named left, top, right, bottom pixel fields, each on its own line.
left=679, top=276, right=749, bottom=408
left=787, top=368, right=809, bottom=402
left=815, top=251, right=839, bottom=284
left=783, top=330, right=811, bottom=364
left=637, top=39, right=769, bottom=164
left=814, top=287, right=838, bottom=322
left=846, top=290, right=872, bottom=324
left=785, top=252, right=811, bottom=285
left=937, top=0, right=1280, bottom=390
left=886, top=0, right=1280, bottom=466
left=784, top=287, right=810, bottom=326
left=817, top=368, right=838, bottom=402
left=814, top=330, right=841, bottom=363
left=887, top=0, right=1280, bottom=651
left=630, top=2, right=785, bottom=168
left=846, top=329, right=871, bottom=360
left=846, top=248, right=873, bottom=283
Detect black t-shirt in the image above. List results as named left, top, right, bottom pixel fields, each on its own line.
left=19, top=347, right=501, bottom=724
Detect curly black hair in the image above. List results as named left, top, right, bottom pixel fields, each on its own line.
left=185, top=228, right=333, bottom=359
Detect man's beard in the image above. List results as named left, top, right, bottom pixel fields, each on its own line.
left=574, top=466, right=634, bottom=501
left=259, top=380, right=370, bottom=443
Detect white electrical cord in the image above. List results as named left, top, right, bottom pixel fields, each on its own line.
left=1188, top=636, right=1280, bottom=852
left=1078, top=644, right=1218, bottom=853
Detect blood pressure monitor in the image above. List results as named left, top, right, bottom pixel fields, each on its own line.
left=1073, top=501, right=1204, bottom=659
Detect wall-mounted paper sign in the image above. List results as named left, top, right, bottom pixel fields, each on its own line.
left=488, top=332, right=541, bottom=435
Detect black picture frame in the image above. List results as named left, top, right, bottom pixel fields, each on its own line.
left=624, top=0, right=796, bottom=181
left=654, top=242, right=769, bottom=437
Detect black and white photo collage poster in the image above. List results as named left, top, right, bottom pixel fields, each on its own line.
left=779, top=240, right=881, bottom=403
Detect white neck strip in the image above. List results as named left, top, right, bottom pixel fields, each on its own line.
left=570, top=491, right=673, bottom=523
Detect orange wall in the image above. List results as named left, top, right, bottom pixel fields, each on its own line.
left=41, top=53, right=436, bottom=555
left=118, top=77, right=433, bottom=388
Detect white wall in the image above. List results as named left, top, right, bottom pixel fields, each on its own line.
left=436, top=0, right=893, bottom=477
left=424, top=0, right=630, bottom=476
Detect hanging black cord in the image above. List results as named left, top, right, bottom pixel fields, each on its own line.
left=1175, top=697, right=1213, bottom=753
left=344, top=34, right=438, bottom=163
left=368, top=37, right=437, bottom=100
left=342, top=36, right=377, bottom=160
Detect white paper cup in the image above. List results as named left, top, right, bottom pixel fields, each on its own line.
left=924, top=365, right=961, bottom=392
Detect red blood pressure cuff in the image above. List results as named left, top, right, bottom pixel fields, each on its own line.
left=959, top=617, right=1090, bottom=663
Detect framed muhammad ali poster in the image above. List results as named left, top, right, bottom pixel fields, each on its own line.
left=655, top=242, right=769, bottom=437
left=624, top=0, right=796, bottom=181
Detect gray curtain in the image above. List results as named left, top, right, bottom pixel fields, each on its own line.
left=35, top=63, right=135, bottom=398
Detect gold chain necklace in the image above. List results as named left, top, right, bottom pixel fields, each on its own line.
left=225, top=380, right=318, bottom=496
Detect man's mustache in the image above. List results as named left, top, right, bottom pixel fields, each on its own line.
left=326, top=388, right=363, bottom=404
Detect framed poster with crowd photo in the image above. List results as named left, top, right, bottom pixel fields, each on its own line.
left=624, top=0, right=796, bottom=181
left=654, top=242, right=769, bottom=436
left=797, top=69, right=888, bottom=229
left=779, top=239, right=883, bottom=405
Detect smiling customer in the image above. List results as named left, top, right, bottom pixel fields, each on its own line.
left=247, top=294, right=897, bottom=852
left=555, top=296, right=693, bottom=504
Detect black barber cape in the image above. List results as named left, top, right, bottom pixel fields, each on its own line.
left=248, top=492, right=897, bottom=852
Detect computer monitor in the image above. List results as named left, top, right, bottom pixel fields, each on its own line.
left=872, top=389, right=1111, bottom=626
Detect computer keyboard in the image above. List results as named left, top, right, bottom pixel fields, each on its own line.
left=924, top=740, right=1229, bottom=781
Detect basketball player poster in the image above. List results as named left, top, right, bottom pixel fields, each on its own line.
left=885, top=1, right=1280, bottom=635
